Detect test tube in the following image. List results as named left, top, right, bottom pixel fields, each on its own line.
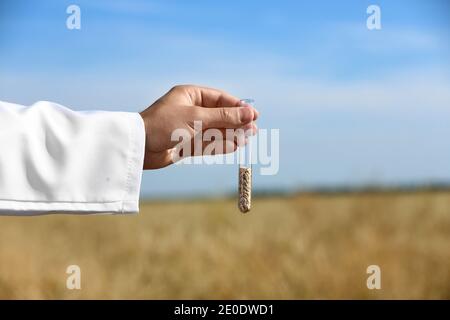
left=238, top=98, right=255, bottom=213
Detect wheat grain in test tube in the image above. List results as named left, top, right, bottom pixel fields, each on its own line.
left=238, top=99, right=255, bottom=213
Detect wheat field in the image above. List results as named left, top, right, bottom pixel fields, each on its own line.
left=0, top=191, right=449, bottom=299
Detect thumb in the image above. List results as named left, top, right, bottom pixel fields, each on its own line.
left=200, top=106, right=255, bottom=129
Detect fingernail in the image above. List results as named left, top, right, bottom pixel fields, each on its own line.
left=239, top=107, right=253, bottom=124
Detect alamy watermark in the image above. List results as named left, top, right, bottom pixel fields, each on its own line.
left=66, top=4, right=81, bottom=30
left=366, top=5, right=381, bottom=30
left=170, top=121, right=279, bottom=176
left=66, top=265, right=81, bottom=290
left=366, top=265, right=381, bottom=290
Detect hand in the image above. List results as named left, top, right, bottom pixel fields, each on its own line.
left=140, top=85, right=259, bottom=169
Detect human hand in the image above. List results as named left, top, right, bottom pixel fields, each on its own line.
left=139, top=85, right=258, bottom=169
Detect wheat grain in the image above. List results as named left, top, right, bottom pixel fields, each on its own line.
left=238, top=167, right=252, bottom=213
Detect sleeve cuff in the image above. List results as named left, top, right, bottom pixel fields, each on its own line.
left=121, top=112, right=146, bottom=213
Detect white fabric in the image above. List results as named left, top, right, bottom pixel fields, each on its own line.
left=0, top=100, right=146, bottom=215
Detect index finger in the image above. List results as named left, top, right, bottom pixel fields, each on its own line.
left=185, top=85, right=241, bottom=108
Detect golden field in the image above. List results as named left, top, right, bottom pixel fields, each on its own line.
left=0, top=191, right=449, bottom=299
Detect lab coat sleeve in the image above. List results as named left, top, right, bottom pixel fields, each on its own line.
left=0, top=100, right=146, bottom=215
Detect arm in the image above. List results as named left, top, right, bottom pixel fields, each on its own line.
left=0, top=85, right=258, bottom=215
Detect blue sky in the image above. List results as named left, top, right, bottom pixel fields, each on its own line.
left=1, top=0, right=449, bottom=197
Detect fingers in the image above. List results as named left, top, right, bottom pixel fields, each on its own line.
left=173, top=136, right=243, bottom=160
left=174, top=85, right=241, bottom=108
left=241, top=101, right=260, bottom=121
left=146, top=133, right=253, bottom=168
left=199, top=106, right=258, bottom=129
left=198, top=139, right=239, bottom=156
left=170, top=124, right=257, bottom=161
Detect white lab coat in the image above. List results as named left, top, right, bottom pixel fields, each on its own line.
left=0, top=100, right=145, bottom=215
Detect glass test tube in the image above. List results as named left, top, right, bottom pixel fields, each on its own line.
left=238, top=98, right=255, bottom=213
